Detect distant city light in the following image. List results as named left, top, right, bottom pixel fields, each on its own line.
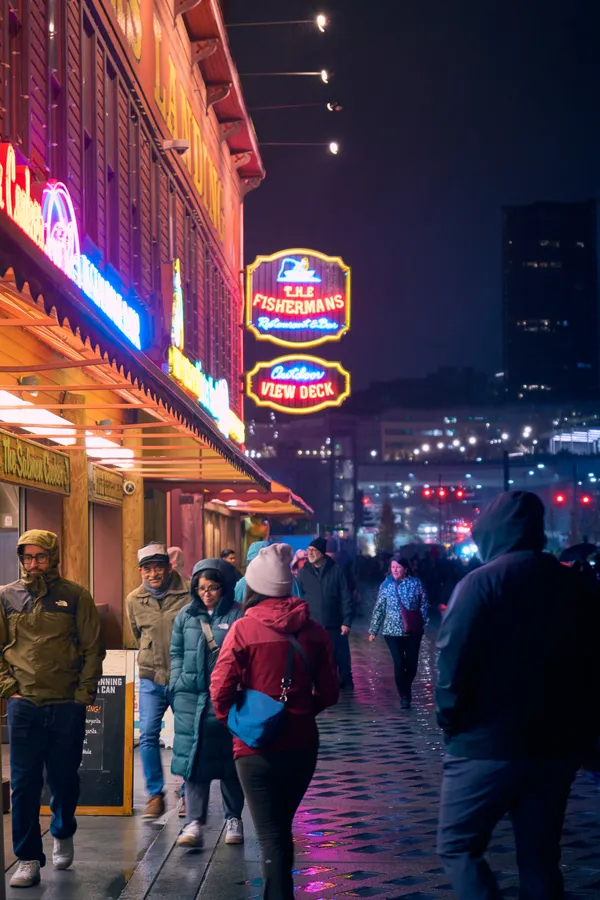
left=370, top=449, right=378, bottom=457
left=501, top=433, right=509, bottom=441
left=422, top=444, right=430, bottom=453
left=316, top=13, right=328, bottom=31
left=437, top=441, right=445, bottom=449
left=328, top=141, right=339, bottom=154
left=321, top=69, right=330, bottom=83
left=452, top=439, right=460, bottom=447
left=468, top=436, right=477, bottom=445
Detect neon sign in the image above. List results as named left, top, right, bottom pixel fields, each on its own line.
left=0, top=143, right=142, bottom=349
left=246, top=248, right=351, bottom=348
left=168, top=260, right=245, bottom=444
left=247, top=355, right=351, bottom=415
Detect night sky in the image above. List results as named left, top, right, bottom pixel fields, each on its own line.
left=228, top=0, right=600, bottom=389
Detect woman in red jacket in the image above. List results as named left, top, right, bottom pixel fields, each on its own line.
left=211, top=543, right=339, bottom=900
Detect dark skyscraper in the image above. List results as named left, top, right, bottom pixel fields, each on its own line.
left=503, top=201, right=599, bottom=402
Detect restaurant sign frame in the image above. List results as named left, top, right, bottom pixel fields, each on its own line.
left=89, top=464, right=123, bottom=507
left=0, top=429, right=70, bottom=494
left=247, top=355, right=351, bottom=416
left=246, top=248, right=351, bottom=349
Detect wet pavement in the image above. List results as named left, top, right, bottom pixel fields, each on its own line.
left=5, top=595, right=600, bottom=898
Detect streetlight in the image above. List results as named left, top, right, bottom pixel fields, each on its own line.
left=240, top=70, right=333, bottom=82
left=228, top=14, right=330, bottom=32
left=260, top=141, right=340, bottom=155
left=249, top=101, right=342, bottom=112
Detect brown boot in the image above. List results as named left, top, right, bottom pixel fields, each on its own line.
left=143, top=795, right=165, bottom=820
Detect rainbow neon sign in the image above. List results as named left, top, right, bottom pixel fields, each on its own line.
left=0, top=143, right=142, bottom=349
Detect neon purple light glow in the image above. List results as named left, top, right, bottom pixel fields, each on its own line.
left=257, top=316, right=339, bottom=332
left=270, top=364, right=325, bottom=382
left=42, top=180, right=81, bottom=282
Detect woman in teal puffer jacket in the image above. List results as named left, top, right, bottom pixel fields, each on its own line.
left=170, top=558, right=243, bottom=848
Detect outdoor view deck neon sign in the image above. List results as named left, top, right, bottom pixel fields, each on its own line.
left=246, top=248, right=351, bottom=348
left=247, top=355, right=351, bottom=415
left=0, top=143, right=142, bottom=349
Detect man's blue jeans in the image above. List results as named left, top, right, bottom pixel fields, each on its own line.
left=138, top=678, right=177, bottom=798
left=8, top=698, right=86, bottom=865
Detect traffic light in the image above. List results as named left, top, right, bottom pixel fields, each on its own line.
left=581, top=495, right=592, bottom=505
left=422, top=488, right=433, bottom=498
left=455, top=489, right=465, bottom=499
left=555, top=493, right=566, bottom=505
left=438, top=488, right=446, bottom=499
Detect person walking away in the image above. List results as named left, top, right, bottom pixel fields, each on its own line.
left=234, top=540, right=270, bottom=605
left=436, top=491, right=600, bottom=900
left=211, top=543, right=339, bottom=900
left=297, top=537, right=354, bottom=688
left=291, top=548, right=308, bottom=597
left=369, top=556, right=427, bottom=708
left=171, top=558, right=245, bottom=848
left=168, top=546, right=190, bottom=582
left=127, top=542, right=188, bottom=819
left=0, top=530, right=105, bottom=888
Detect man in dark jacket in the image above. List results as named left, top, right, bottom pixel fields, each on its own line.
left=436, top=491, right=600, bottom=900
left=0, top=530, right=105, bottom=888
left=298, top=537, right=354, bottom=687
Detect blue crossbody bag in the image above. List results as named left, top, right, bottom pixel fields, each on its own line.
left=227, top=632, right=312, bottom=748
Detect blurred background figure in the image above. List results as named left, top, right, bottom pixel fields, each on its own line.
left=169, top=547, right=189, bottom=583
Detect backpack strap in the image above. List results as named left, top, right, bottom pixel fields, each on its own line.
left=200, top=619, right=219, bottom=654
left=286, top=633, right=315, bottom=686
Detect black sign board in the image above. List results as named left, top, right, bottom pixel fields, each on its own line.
left=42, top=651, right=134, bottom=815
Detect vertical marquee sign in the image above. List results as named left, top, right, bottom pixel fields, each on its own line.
left=246, top=248, right=351, bottom=349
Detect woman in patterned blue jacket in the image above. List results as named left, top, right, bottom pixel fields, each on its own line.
left=369, top=557, right=428, bottom=708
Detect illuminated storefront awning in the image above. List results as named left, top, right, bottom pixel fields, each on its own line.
left=205, top=481, right=314, bottom=518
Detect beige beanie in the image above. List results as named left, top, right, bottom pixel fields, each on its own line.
left=245, top=543, right=293, bottom=598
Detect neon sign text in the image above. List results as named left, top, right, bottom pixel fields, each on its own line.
left=79, top=256, right=141, bottom=349
left=247, top=355, right=351, bottom=416
left=271, top=364, right=326, bottom=382
left=257, top=316, right=338, bottom=333
left=247, top=248, right=350, bottom=348
left=0, top=143, right=142, bottom=349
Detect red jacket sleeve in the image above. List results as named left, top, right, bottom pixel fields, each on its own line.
left=210, top=620, right=248, bottom=724
left=312, top=625, right=340, bottom=714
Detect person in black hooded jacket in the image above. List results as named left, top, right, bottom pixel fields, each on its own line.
left=436, top=490, right=600, bottom=900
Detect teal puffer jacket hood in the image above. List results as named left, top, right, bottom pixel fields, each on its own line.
left=234, top=541, right=270, bottom=605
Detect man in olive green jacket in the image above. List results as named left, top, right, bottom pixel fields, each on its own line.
left=126, top=542, right=188, bottom=819
left=0, top=530, right=105, bottom=888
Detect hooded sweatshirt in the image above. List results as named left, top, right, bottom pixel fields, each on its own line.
left=436, top=491, right=600, bottom=760
left=211, top=596, right=339, bottom=757
left=234, top=540, right=270, bottom=605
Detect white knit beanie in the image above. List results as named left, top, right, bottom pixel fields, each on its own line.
left=245, top=543, right=293, bottom=598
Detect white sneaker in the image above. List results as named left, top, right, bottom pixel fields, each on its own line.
left=225, top=817, right=244, bottom=845
left=53, top=835, right=74, bottom=869
left=176, top=821, right=204, bottom=848
left=10, top=860, right=41, bottom=888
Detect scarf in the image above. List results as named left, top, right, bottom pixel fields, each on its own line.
left=142, top=574, right=173, bottom=601
left=16, top=529, right=61, bottom=600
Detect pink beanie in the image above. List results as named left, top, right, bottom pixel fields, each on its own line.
left=245, top=543, right=293, bottom=598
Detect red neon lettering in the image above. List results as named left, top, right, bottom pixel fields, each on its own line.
left=251, top=292, right=346, bottom=317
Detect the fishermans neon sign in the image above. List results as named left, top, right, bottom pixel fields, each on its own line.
left=0, top=143, right=142, bottom=349
left=246, top=248, right=351, bottom=348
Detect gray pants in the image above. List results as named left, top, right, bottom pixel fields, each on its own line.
left=184, top=776, right=244, bottom=826
left=437, top=755, right=577, bottom=900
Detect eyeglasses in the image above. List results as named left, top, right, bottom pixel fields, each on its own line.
left=199, top=586, right=221, bottom=595
left=22, top=553, right=50, bottom=565
left=141, top=565, right=167, bottom=575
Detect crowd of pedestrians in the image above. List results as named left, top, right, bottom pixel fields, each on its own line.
left=1, top=489, right=599, bottom=899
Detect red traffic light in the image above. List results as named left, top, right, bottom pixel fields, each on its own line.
left=581, top=495, right=592, bottom=505
left=422, top=488, right=433, bottom=498
left=456, top=489, right=465, bottom=499
left=438, top=488, right=446, bottom=499
left=555, top=493, right=566, bottom=505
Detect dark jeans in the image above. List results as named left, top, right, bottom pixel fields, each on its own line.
left=384, top=633, right=422, bottom=700
left=8, top=698, right=87, bottom=865
left=236, top=749, right=318, bottom=900
left=326, top=628, right=353, bottom=684
left=184, top=775, right=244, bottom=825
left=437, top=756, right=578, bottom=900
